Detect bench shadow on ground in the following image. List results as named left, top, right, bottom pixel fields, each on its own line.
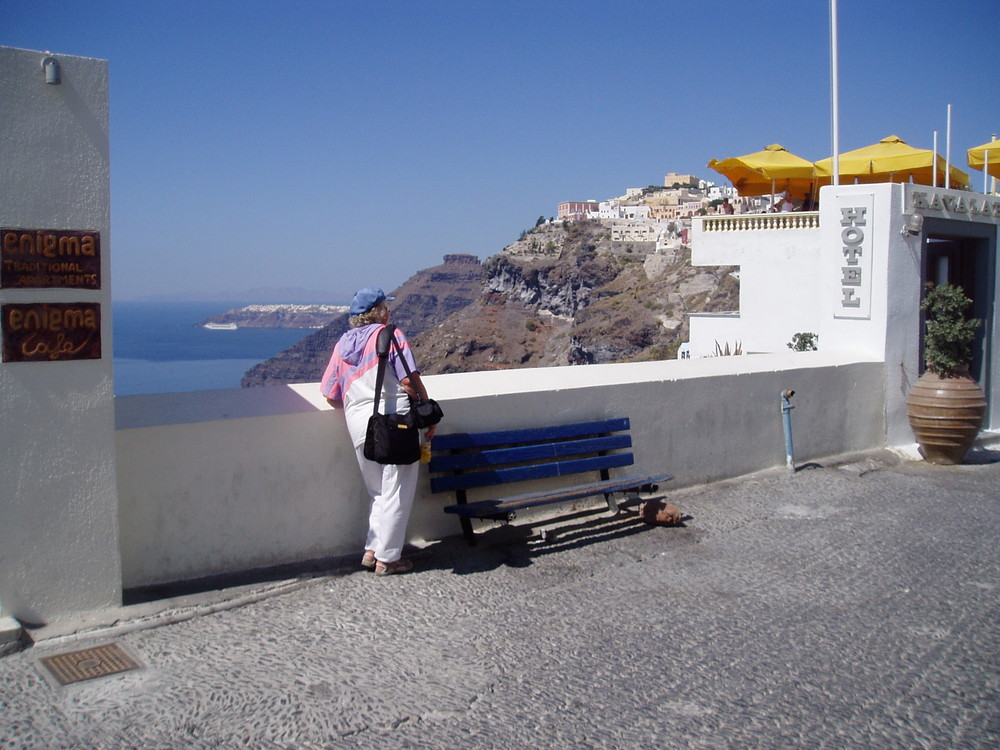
left=414, top=495, right=691, bottom=576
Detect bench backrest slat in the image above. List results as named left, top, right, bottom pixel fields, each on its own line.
left=430, top=452, right=635, bottom=494
left=430, top=417, right=630, bottom=452
left=429, top=434, right=632, bottom=474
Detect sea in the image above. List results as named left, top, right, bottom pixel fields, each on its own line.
left=112, top=301, right=316, bottom=396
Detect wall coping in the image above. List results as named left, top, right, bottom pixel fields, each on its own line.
left=116, top=351, right=880, bottom=430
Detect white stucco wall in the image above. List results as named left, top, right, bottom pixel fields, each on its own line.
left=818, top=184, right=911, bottom=444
left=0, top=47, right=120, bottom=622
left=690, top=218, right=822, bottom=356
left=116, top=353, right=884, bottom=589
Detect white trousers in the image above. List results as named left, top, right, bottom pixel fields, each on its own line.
left=354, top=445, right=419, bottom=563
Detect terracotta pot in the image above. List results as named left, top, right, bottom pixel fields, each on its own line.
left=906, top=371, right=987, bottom=464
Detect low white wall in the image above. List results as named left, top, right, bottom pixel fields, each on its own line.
left=116, top=352, right=884, bottom=589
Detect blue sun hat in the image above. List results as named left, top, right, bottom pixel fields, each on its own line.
left=348, top=286, right=395, bottom=316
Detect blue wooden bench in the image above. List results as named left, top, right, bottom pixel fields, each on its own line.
left=428, top=417, right=672, bottom=545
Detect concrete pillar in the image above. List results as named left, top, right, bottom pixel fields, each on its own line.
left=0, top=46, right=121, bottom=623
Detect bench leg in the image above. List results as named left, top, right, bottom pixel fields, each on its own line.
left=600, top=467, right=618, bottom=514
left=460, top=516, right=477, bottom=546
left=453, top=489, right=477, bottom=546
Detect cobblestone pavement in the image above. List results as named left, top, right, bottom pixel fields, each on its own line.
left=1, top=450, right=999, bottom=749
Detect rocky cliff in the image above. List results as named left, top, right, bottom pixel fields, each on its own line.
left=408, top=220, right=738, bottom=373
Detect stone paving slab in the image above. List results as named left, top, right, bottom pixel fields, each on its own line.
left=1, top=450, right=998, bottom=748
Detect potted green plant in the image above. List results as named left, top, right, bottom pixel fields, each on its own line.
left=787, top=332, right=818, bottom=351
left=905, top=282, right=987, bottom=464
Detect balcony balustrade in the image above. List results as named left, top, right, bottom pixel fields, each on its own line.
left=702, top=212, right=820, bottom=232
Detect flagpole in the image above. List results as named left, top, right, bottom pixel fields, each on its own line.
left=829, top=0, right=840, bottom=186
left=945, top=104, right=952, bottom=189
left=992, top=135, right=997, bottom=195
left=932, top=131, right=938, bottom=188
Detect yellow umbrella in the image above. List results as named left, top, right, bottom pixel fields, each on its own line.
left=815, top=135, right=970, bottom=188
left=967, top=140, right=1000, bottom=180
left=708, top=143, right=822, bottom=201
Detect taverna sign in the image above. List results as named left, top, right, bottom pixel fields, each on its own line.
left=908, top=188, right=1000, bottom=222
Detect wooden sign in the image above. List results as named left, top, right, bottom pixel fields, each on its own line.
left=1, top=228, right=101, bottom=290
left=2, top=302, right=102, bottom=362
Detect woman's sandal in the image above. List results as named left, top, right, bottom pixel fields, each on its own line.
left=361, top=550, right=376, bottom=570
left=374, top=558, right=413, bottom=576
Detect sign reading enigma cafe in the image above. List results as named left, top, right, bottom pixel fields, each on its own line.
left=1, top=228, right=101, bottom=290
left=2, top=302, right=102, bottom=362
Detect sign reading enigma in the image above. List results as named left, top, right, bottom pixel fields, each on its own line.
left=2, top=302, right=102, bottom=362
left=1, top=228, right=101, bottom=290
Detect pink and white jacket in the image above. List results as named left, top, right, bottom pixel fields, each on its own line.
left=320, top=324, right=419, bottom=448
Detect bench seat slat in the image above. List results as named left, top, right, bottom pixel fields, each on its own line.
left=430, top=453, right=634, bottom=494
left=428, top=434, right=632, bottom=473
left=430, top=417, right=631, bottom=451
left=443, top=472, right=674, bottom=517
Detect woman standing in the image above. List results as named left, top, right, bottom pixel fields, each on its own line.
left=320, top=287, right=436, bottom=576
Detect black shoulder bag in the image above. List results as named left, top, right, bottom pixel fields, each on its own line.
left=362, top=325, right=421, bottom=465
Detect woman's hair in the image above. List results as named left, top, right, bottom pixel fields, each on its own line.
left=349, top=301, right=389, bottom=328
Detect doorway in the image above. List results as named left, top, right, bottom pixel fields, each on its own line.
left=921, top=222, right=995, bottom=406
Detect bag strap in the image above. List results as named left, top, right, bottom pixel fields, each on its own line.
left=388, top=330, right=416, bottom=382
left=387, top=328, right=428, bottom=408
left=370, top=324, right=394, bottom=416
left=371, top=324, right=419, bottom=415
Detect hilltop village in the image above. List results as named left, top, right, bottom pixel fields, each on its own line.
left=552, top=171, right=772, bottom=245
left=202, top=303, right=347, bottom=329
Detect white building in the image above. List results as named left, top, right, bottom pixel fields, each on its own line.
left=611, top=224, right=658, bottom=242
left=599, top=200, right=622, bottom=219
left=687, top=185, right=999, bottom=446
left=707, top=185, right=739, bottom=201
left=621, top=204, right=650, bottom=221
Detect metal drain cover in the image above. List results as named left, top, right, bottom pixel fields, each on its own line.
left=37, top=642, right=142, bottom=686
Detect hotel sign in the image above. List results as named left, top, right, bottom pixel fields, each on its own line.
left=2, top=302, right=102, bottom=362
left=835, top=194, right=873, bottom=319
left=1, top=228, right=101, bottom=290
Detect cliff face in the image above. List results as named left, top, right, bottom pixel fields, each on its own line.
left=408, top=221, right=738, bottom=373
left=242, top=226, right=739, bottom=385
left=240, top=254, right=482, bottom=386
left=382, top=254, right=483, bottom=338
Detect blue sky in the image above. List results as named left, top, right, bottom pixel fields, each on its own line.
left=4, top=1, right=997, bottom=302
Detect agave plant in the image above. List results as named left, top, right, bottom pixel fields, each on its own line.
left=712, top=340, right=743, bottom=356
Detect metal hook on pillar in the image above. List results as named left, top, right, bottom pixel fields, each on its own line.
left=41, top=54, right=61, bottom=85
